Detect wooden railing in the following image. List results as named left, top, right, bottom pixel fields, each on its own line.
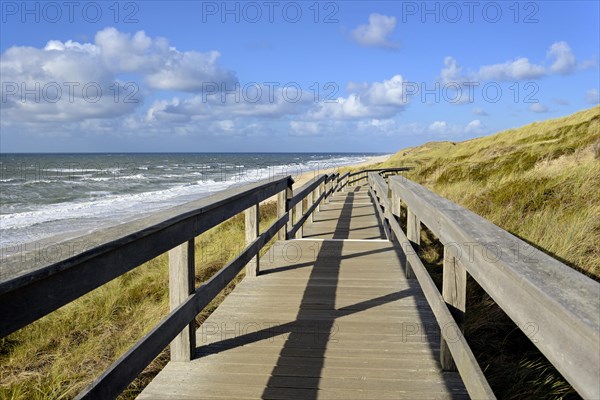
left=347, top=167, right=410, bottom=186
left=366, top=171, right=600, bottom=399
left=0, top=173, right=339, bottom=399
left=4, top=166, right=596, bottom=399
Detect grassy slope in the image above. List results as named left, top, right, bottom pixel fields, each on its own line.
left=0, top=203, right=278, bottom=399
left=367, top=106, right=600, bottom=398
left=381, top=106, right=600, bottom=278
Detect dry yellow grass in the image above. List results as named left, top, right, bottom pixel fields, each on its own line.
left=0, top=203, right=279, bottom=400
left=361, top=105, right=599, bottom=399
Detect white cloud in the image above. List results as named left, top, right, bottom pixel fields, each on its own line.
left=352, top=14, right=399, bottom=49
left=465, top=119, right=485, bottom=134
left=428, top=121, right=448, bottom=133
left=585, top=89, right=599, bottom=104
left=303, top=75, right=409, bottom=121
left=213, top=119, right=235, bottom=132
left=547, top=41, right=576, bottom=74
left=289, top=121, right=322, bottom=136
left=479, top=57, right=545, bottom=81
left=529, top=103, right=548, bottom=113
left=0, top=28, right=237, bottom=126
left=473, top=108, right=489, bottom=116
left=357, top=118, right=397, bottom=133
left=442, top=41, right=588, bottom=85
left=425, top=120, right=486, bottom=136
left=441, top=56, right=470, bottom=84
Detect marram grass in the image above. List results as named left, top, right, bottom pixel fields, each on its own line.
left=360, top=105, right=599, bottom=399
left=0, top=203, right=278, bottom=399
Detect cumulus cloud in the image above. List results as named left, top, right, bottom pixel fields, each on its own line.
left=441, top=56, right=469, bottom=84
left=473, top=108, right=489, bottom=116
left=465, top=119, right=485, bottom=134
left=547, top=41, right=576, bottom=74
left=352, top=14, right=399, bottom=49
left=440, top=41, right=589, bottom=86
left=529, top=103, right=548, bottom=113
left=0, top=27, right=237, bottom=125
left=303, top=75, right=409, bottom=120
left=479, top=58, right=545, bottom=81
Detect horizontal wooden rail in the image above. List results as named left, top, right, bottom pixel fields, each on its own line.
left=0, top=176, right=293, bottom=338
left=288, top=189, right=326, bottom=238
left=367, top=173, right=392, bottom=240
left=287, top=174, right=326, bottom=209
left=76, top=214, right=288, bottom=399
left=367, top=172, right=494, bottom=398
left=348, top=167, right=411, bottom=178
left=387, top=176, right=600, bottom=399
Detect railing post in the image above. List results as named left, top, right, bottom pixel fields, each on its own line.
left=277, top=184, right=292, bottom=240
left=294, top=197, right=303, bottom=238
left=317, top=181, right=324, bottom=210
left=406, top=209, right=420, bottom=279
left=307, top=187, right=314, bottom=223
left=245, top=204, right=259, bottom=277
left=440, top=245, right=467, bottom=371
left=168, top=239, right=195, bottom=361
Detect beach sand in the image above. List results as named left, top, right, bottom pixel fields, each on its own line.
left=291, top=154, right=391, bottom=188
left=260, top=154, right=391, bottom=205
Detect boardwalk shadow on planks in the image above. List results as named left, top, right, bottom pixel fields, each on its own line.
left=190, top=188, right=463, bottom=399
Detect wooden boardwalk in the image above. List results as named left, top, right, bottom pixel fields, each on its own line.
left=139, top=185, right=468, bottom=399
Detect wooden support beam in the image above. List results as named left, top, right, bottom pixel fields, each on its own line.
left=441, top=246, right=467, bottom=371
left=307, top=188, right=314, bottom=223
left=168, top=240, right=195, bottom=361
left=245, top=204, right=260, bottom=277
left=406, top=209, right=420, bottom=279
left=278, top=185, right=293, bottom=240
left=294, top=199, right=303, bottom=238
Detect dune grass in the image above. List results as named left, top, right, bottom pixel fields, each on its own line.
left=361, top=106, right=600, bottom=398
left=0, top=202, right=279, bottom=399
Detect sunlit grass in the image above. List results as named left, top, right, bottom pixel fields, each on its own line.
left=364, top=105, right=600, bottom=398
left=0, top=202, right=279, bottom=399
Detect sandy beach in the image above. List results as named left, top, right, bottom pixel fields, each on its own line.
left=291, top=154, right=391, bottom=188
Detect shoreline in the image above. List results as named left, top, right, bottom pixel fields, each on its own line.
left=1, top=154, right=393, bottom=278
left=290, top=154, right=391, bottom=189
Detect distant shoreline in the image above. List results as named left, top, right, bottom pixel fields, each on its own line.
left=291, top=154, right=392, bottom=188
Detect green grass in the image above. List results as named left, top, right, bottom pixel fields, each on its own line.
left=0, top=202, right=279, bottom=400
left=361, top=105, right=600, bottom=398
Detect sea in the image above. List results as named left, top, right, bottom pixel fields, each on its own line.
left=0, top=153, right=383, bottom=251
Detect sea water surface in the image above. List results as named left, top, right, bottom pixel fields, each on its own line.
left=0, top=153, right=382, bottom=250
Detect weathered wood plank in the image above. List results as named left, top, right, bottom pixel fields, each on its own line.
left=168, top=240, right=196, bottom=362
left=0, top=176, right=293, bottom=338
left=140, top=230, right=468, bottom=399
left=406, top=209, right=420, bottom=279
left=75, top=215, right=288, bottom=399
left=440, top=246, right=467, bottom=371
left=385, top=197, right=495, bottom=399
left=390, top=176, right=600, bottom=399
left=245, top=204, right=260, bottom=277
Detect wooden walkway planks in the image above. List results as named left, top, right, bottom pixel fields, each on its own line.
left=138, top=185, right=468, bottom=399
left=302, top=185, right=386, bottom=240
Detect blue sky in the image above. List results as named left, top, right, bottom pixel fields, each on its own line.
left=1, top=0, right=598, bottom=152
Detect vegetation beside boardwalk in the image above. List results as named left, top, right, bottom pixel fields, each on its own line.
left=0, top=203, right=278, bottom=399
left=363, top=105, right=600, bottom=399
left=1, top=106, right=598, bottom=399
